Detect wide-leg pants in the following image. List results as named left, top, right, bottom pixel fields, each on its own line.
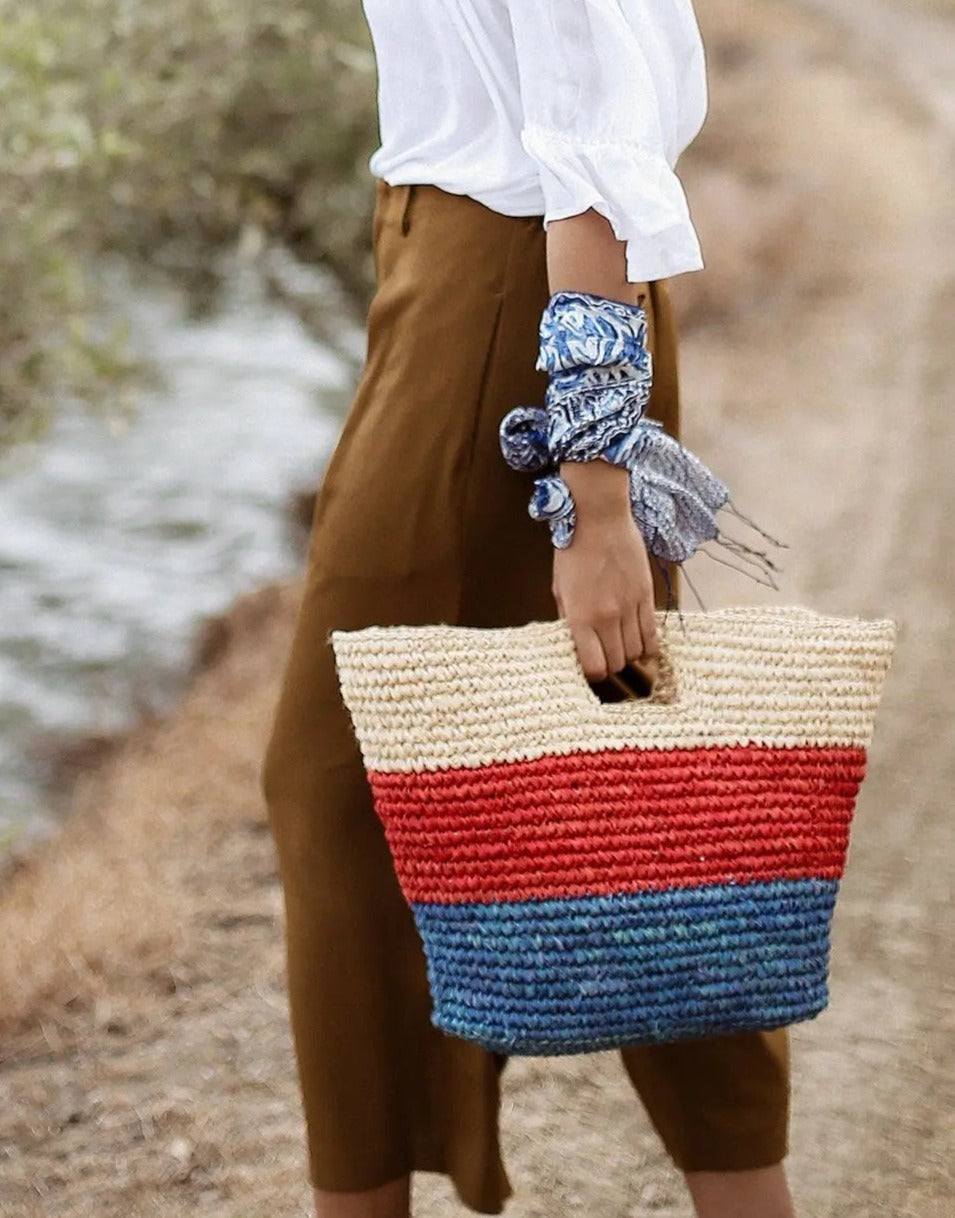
left=262, top=180, right=790, bottom=1214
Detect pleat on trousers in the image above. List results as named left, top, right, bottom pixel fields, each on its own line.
left=262, top=180, right=790, bottom=1214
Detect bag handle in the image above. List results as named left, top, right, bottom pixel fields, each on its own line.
left=590, top=658, right=656, bottom=703
left=576, top=616, right=680, bottom=709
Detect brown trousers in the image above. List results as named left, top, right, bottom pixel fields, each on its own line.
left=262, top=181, right=789, bottom=1214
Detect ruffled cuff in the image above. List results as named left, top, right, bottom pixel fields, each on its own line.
left=521, top=124, right=704, bottom=282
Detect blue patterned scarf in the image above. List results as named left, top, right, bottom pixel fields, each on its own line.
left=499, top=291, right=785, bottom=596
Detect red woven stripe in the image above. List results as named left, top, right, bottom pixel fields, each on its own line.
left=369, top=744, right=866, bottom=904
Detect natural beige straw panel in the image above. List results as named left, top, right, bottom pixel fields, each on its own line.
left=331, top=606, right=898, bottom=774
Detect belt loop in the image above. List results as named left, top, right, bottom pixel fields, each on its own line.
left=400, top=184, right=415, bottom=236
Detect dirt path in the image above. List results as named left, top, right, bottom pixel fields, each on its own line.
left=798, top=0, right=955, bottom=137
left=1, top=3, right=952, bottom=1216
left=675, top=2, right=955, bottom=1209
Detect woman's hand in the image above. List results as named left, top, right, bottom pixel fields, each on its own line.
left=552, top=459, right=658, bottom=682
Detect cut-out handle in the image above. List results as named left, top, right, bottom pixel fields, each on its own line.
left=589, top=657, right=657, bottom=703
left=580, top=625, right=678, bottom=709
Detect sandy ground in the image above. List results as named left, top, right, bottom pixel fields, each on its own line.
left=1, top=1, right=953, bottom=1215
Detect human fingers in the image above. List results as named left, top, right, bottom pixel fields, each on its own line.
left=622, top=607, right=646, bottom=666
left=638, top=595, right=659, bottom=659
left=596, top=616, right=627, bottom=678
left=571, top=622, right=610, bottom=682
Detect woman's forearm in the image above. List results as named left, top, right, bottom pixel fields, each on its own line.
left=546, top=209, right=641, bottom=515
left=546, top=208, right=641, bottom=306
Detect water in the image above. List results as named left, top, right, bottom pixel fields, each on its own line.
left=0, top=264, right=356, bottom=847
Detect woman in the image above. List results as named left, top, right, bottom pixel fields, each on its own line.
left=262, top=3, right=795, bottom=1216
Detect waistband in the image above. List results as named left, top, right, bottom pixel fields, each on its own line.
left=375, top=178, right=545, bottom=238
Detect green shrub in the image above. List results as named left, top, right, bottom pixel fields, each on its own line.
left=0, top=0, right=378, bottom=445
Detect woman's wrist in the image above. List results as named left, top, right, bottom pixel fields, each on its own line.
left=559, top=459, right=630, bottom=521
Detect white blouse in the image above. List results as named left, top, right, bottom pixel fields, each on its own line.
left=361, top=0, right=708, bottom=282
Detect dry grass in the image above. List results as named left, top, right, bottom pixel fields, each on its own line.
left=0, top=583, right=296, bottom=1045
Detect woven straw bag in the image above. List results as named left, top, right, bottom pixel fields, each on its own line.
left=330, top=606, right=896, bottom=1055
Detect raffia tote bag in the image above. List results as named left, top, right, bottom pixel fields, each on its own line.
left=330, top=606, right=896, bottom=1055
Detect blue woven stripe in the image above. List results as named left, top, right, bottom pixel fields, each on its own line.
left=412, top=878, right=839, bottom=1054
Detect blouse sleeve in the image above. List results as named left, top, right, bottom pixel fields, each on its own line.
left=505, top=0, right=708, bottom=282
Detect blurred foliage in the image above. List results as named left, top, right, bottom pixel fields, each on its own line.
left=0, top=0, right=378, bottom=446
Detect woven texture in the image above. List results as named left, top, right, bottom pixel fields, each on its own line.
left=330, top=607, right=896, bottom=1055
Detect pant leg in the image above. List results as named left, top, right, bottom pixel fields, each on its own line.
left=619, top=1030, right=790, bottom=1172
left=262, top=183, right=544, bottom=1215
